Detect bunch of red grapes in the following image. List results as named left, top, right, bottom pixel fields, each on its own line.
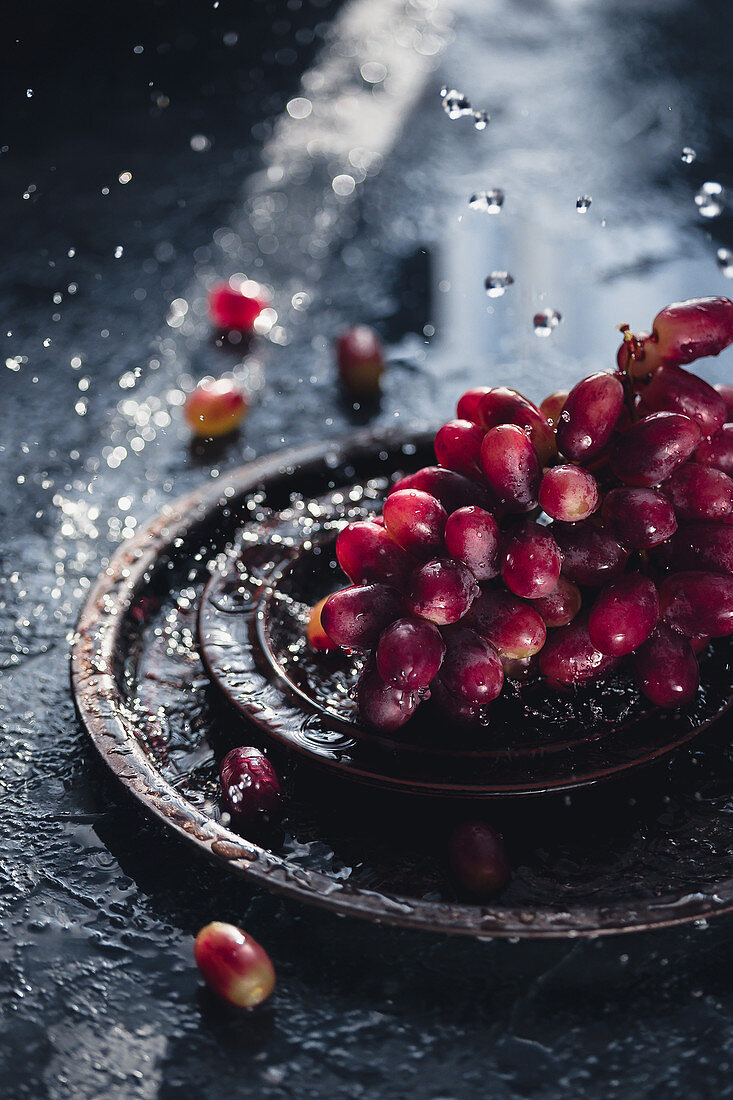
left=316, top=297, right=733, bottom=732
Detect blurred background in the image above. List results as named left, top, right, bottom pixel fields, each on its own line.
left=2, top=0, right=733, bottom=1095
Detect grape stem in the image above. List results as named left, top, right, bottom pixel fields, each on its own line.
left=617, top=324, right=641, bottom=423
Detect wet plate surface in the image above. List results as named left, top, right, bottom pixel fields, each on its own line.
left=73, top=427, right=733, bottom=938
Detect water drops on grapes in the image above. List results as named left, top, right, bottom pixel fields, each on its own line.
left=469, top=189, right=504, bottom=214
left=485, top=272, right=514, bottom=298
left=695, top=181, right=725, bottom=219
left=576, top=195, right=592, bottom=214
left=681, top=146, right=697, bottom=164
left=533, top=308, right=562, bottom=336
left=716, top=248, right=733, bottom=278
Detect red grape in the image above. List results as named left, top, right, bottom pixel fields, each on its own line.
left=406, top=558, right=479, bottom=625
left=194, top=922, right=276, bottom=1008
left=464, top=589, right=547, bottom=658
left=602, top=487, right=677, bottom=549
left=376, top=618, right=445, bottom=689
left=532, top=576, right=582, bottom=628
left=658, top=570, right=733, bottom=636
left=440, top=626, right=504, bottom=705
left=219, top=747, right=284, bottom=829
left=539, top=389, right=568, bottom=427
left=632, top=622, right=699, bottom=708
left=501, top=520, right=562, bottom=599
left=556, top=371, right=625, bottom=461
left=588, top=574, right=659, bottom=657
left=383, top=488, right=447, bottom=559
left=357, top=662, right=418, bottom=731
left=336, top=325, right=385, bottom=396
left=715, top=383, right=733, bottom=418
left=431, top=677, right=480, bottom=724
left=539, top=613, right=620, bottom=688
left=336, top=521, right=411, bottom=587
left=456, top=386, right=491, bottom=424
left=478, top=387, right=555, bottom=465
left=321, top=584, right=403, bottom=649
left=551, top=521, right=628, bottom=586
left=444, top=506, right=501, bottom=580
left=539, top=465, right=599, bottom=522
left=662, top=463, right=733, bottom=521
left=610, top=412, right=702, bottom=487
left=668, top=521, right=733, bottom=574
left=449, top=821, right=510, bottom=898
left=695, top=423, right=733, bottom=477
left=434, top=419, right=485, bottom=479
left=480, top=424, right=540, bottom=511
left=389, top=466, right=496, bottom=512
left=641, top=363, right=726, bottom=437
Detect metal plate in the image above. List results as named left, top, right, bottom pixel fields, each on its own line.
left=71, top=425, right=733, bottom=938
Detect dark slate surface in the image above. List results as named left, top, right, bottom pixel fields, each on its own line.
left=2, top=0, right=733, bottom=1096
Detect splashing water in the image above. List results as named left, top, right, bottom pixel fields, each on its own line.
left=472, top=110, right=490, bottom=130
left=485, top=272, right=514, bottom=298
left=717, top=248, right=733, bottom=277
left=441, top=88, right=472, bottom=119
left=695, top=181, right=725, bottom=218
left=533, top=308, right=562, bottom=336
left=468, top=189, right=504, bottom=214
left=681, top=146, right=697, bottom=164
left=576, top=195, right=592, bottom=213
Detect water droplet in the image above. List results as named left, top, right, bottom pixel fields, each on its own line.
left=468, top=189, right=504, bottom=214
left=533, top=308, right=562, bottom=336
left=717, top=247, right=733, bottom=277
left=485, top=271, right=513, bottom=298
left=441, top=89, right=472, bottom=119
left=26, top=88, right=33, bottom=98
left=190, top=134, right=211, bottom=153
left=695, top=181, right=725, bottom=219
left=473, top=110, right=490, bottom=130
left=332, top=174, right=355, bottom=196
left=681, top=146, right=697, bottom=164
left=118, top=171, right=133, bottom=185
left=114, top=246, right=124, bottom=259
left=576, top=195, right=592, bottom=213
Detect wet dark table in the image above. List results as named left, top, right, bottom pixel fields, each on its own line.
left=3, top=0, right=733, bottom=1095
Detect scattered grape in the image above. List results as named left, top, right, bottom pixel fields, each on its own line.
left=389, top=466, right=496, bottom=512
left=185, top=378, right=248, bottom=438
left=539, top=613, right=620, bottom=688
left=441, top=627, right=504, bottom=706
left=662, top=463, right=733, bottom=521
left=658, top=570, right=733, bottom=636
left=219, top=748, right=284, bottom=829
left=695, top=423, right=733, bottom=477
left=611, top=412, right=701, bottom=487
left=552, top=521, right=628, bottom=586
left=335, top=325, right=385, bottom=396
left=434, top=419, right=486, bottom=479
left=532, top=576, right=582, bottom=628
left=641, top=363, right=726, bottom=437
left=464, top=589, right=547, bottom=658
left=539, top=389, right=568, bottom=427
left=307, top=596, right=337, bottom=651
left=357, top=661, right=418, bottom=731
left=478, top=387, right=555, bottom=465
left=208, top=280, right=269, bottom=332
left=456, top=386, right=491, bottom=424
left=668, top=521, right=733, bottom=574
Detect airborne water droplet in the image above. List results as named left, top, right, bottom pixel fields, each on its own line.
left=695, top=181, right=725, bottom=219
left=717, top=248, right=733, bottom=277
left=441, top=88, right=472, bottom=119
left=473, top=110, right=490, bottom=130
left=681, top=146, right=697, bottom=164
left=533, top=308, right=562, bottom=336
left=469, top=189, right=504, bottom=214
left=576, top=195, right=592, bottom=213
left=485, top=272, right=514, bottom=298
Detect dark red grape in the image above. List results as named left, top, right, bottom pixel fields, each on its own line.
left=431, top=677, right=480, bottom=724
left=336, top=521, right=411, bottom=586
left=406, top=558, right=479, bottom=625
left=555, top=371, right=624, bottom=461
left=194, top=922, right=276, bottom=1009
left=440, top=626, right=504, bottom=706
left=641, top=363, right=726, bottom=437
left=376, top=618, right=445, bottom=690
left=321, top=584, right=403, bottom=650
left=632, top=622, right=699, bottom=708
left=383, top=488, right=447, bottom=559
left=644, top=296, right=733, bottom=371
left=667, top=521, right=733, bottom=574
left=588, top=574, right=659, bottom=656
left=539, top=389, right=568, bottom=427
left=532, top=576, right=582, bottom=627
left=444, top=505, right=501, bottom=580
left=357, top=662, right=418, bottom=731
left=602, top=487, right=677, bottom=549
left=219, top=747, right=284, bottom=829
left=478, top=387, right=555, bottom=464
left=551, top=521, right=628, bottom=586
left=658, top=570, right=733, bottom=636
left=449, top=821, right=510, bottom=898
left=480, top=424, right=540, bottom=511
left=434, top=419, right=485, bottom=479
left=464, top=589, right=547, bottom=658
left=662, top=463, right=733, bottom=521
left=539, top=465, right=599, bottom=522
left=389, top=466, right=495, bottom=512
left=715, top=383, right=733, bottom=418
left=501, top=520, right=562, bottom=599
left=610, top=412, right=702, bottom=487
left=539, top=612, right=620, bottom=688
left=456, top=386, right=491, bottom=424
left=695, top=423, right=733, bottom=477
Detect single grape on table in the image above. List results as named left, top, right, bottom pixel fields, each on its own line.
left=308, top=296, right=733, bottom=731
